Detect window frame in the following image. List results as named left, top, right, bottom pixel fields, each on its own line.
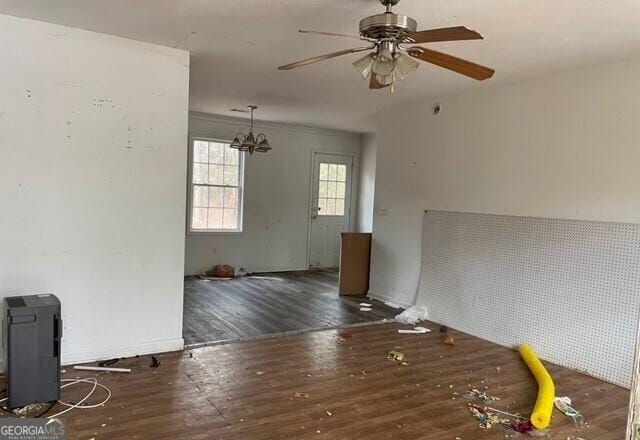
left=187, top=136, right=245, bottom=234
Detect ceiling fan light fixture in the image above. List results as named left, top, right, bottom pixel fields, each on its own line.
left=372, top=56, right=395, bottom=77
left=372, top=42, right=396, bottom=77
left=394, top=52, right=419, bottom=80
left=375, top=71, right=395, bottom=86
left=353, top=54, right=375, bottom=79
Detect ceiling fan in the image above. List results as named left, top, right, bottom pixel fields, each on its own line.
left=278, top=0, right=494, bottom=91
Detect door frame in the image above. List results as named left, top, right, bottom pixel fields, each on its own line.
left=306, top=149, right=357, bottom=269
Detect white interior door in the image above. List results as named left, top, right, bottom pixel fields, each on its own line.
left=309, top=153, right=353, bottom=268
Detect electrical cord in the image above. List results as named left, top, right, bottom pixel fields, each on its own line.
left=48, top=378, right=111, bottom=418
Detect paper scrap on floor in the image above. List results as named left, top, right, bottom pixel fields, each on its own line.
left=359, top=302, right=372, bottom=307
left=395, top=305, right=429, bottom=324
left=398, top=326, right=431, bottom=334
left=360, top=307, right=372, bottom=311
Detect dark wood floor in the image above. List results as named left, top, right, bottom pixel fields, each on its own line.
left=182, top=269, right=399, bottom=346
left=54, top=322, right=627, bottom=439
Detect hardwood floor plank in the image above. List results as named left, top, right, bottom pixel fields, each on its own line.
left=183, top=269, right=399, bottom=345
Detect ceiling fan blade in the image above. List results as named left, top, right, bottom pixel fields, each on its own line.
left=408, top=47, right=494, bottom=80
left=298, top=29, right=362, bottom=40
left=278, top=46, right=374, bottom=70
left=404, top=26, right=483, bottom=44
left=369, top=73, right=390, bottom=90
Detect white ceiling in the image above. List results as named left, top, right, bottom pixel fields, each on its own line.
left=2, top=0, right=640, bottom=132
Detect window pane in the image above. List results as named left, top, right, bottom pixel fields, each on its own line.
left=193, top=164, right=207, bottom=184
left=209, top=143, right=225, bottom=164
left=191, top=140, right=244, bottom=232
left=224, top=187, right=238, bottom=209
left=327, top=181, right=337, bottom=198
left=318, top=198, right=327, bottom=216
left=209, top=164, right=224, bottom=185
left=328, top=164, right=337, bottom=180
left=224, top=165, right=238, bottom=186
left=194, top=141, right=208, bottom=163
left=319, top=163, right=328, bottom=180
left=192, top=208, right=207, bottom=229
left=193, top=185, right=208, bottom=208
left=208, top=187, right=223, bottom=208
left=325, top=198, right=336, bottom=216
left=318, top=181, right=328, bottom=198
left=224, top=147, right=239, bottom=165
left=208, top=208, right=223, bottom=229
left=336, top=165, right=347, bottom=182
left=223, top=208, right=237, bottom=229
left=336, top=182, right=346, bottom=199
left=335, top=198, right=345, bottom=216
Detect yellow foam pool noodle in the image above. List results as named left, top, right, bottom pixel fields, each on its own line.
left=519, top=344, right=555, bottom=429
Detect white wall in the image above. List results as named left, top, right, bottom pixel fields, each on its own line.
left=370, top=58, right=640, bottom=306
left=0, top=14, right=190, bottom=366
left=185, top=113, right=362, bottom=275
left=356, top=133, right=377, bottom=233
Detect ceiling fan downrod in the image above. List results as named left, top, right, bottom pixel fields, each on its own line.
left=380, top=0, right=401, bottom=12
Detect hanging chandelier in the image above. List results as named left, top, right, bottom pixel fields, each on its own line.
left=229, top=105, right=271, bottom=155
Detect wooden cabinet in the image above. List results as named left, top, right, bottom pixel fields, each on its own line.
left=339, top=233, right=372, bottom=296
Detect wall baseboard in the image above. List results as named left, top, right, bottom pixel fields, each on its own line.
left=367, top=291, right=412, bottom=309
left=0, top=338, right=184, bottom=374
left=61, top=337, right=184, bottom=367
left=186, top=266, right=313, bottom=277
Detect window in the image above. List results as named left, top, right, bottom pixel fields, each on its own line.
left=190, top=138, right=244, bottom=232
left=318, top=163, right=347, bottom=216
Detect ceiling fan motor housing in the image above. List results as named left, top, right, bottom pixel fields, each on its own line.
left=359, top=13, right=417, bottom=40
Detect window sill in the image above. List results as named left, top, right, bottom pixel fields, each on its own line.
left=187, top=229, right=244, bottom=236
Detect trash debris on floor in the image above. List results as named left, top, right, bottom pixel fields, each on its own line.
left=467, top=403, right=510, bottom=429
left=554, top=396, right=585, bottom=429
left=443, top=335, right=455, bottom=345
left=398, top=326, right=431, bottom=334
left=205, top=264, right=235, bottom=278
left=467, top=403, right=541, bottom=434
left=294, top=392, right=309, bottom=399
left=98, top=358, right=120, bottom=367
left=359, top=302, right=372, bottom=307
left=74, top=365, right=131, bottom=373
left=462, top=387, right=554, bottom=437
left=149, top=356, right=161, bottom=368
left=387, top=350, right=405, bottom=362
left=394, top=306, right=428, bottom=324
left=360, top=307, right=372, bottom=311
left=256, top=371, right=265, bottom=376
left=464, top=388, right=501, bottom=404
